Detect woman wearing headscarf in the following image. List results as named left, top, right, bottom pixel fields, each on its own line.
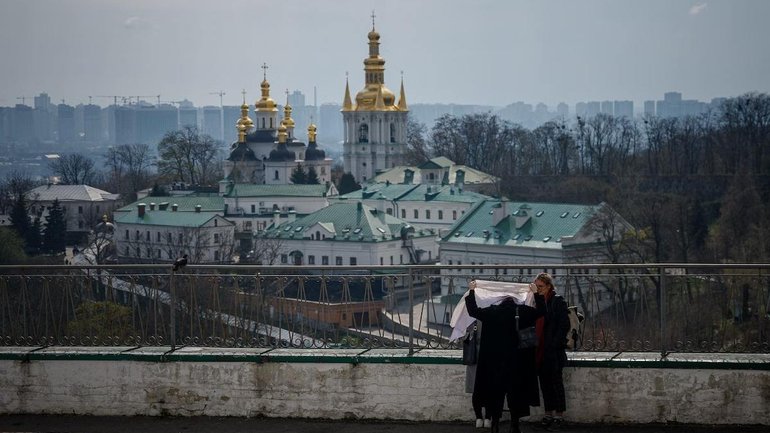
left=465, top=280, right=545, bottom=433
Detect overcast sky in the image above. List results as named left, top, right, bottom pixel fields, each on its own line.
left=1, top=0, right=768, bottom=109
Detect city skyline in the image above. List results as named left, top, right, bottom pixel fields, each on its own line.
left=2, top=0, right=769, bottom=109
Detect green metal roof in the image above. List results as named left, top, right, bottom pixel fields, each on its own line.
left=114, top=209, right=227, bottom=227
left=441, top=200, right=604, bottom=249
left=225, top=184, right=329, bottom=198
left=369, top=159, right=497, bottom=185
left=118, top=195, right=224, bottom=212
left=262, top=202, right=436, bottom=243
left=339, top=183, right=489, bottom=204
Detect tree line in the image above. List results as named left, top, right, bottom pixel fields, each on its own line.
left=405, top=92, right=770, bottom=264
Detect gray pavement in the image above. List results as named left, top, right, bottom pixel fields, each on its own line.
left=0, top=415, right=766, bottom=433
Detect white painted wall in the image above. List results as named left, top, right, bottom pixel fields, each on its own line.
left=1, top=357, right=768, bottom=424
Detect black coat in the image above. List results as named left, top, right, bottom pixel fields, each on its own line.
left=542, top=292, right=571, bottom=369
left=465, top=290, right=545, bottom=418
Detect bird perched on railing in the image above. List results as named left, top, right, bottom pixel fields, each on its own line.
left=172, top=254, right=188, bottom=272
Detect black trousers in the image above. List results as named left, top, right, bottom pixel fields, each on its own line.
left=538, top=363, right=566, bottom=413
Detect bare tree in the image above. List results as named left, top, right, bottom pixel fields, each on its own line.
left=157, top=126, right=222, bottom=186
left=48, top=153, right=97, bottom=185
left=103, top=144, right=154, bottom=200
left=248, top=235, right=286, bottom=265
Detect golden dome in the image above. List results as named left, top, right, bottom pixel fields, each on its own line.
left=277, top=124, right=288, bottom=143
left=282, top=101, right=295, bottom=129
left=307, top=123, right=318, bottom=142
left=236, top=92, right=254, bottom=139
left=255, top=79, right=278, bottom=112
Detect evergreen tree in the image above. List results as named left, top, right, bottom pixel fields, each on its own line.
left=290, top=163, right=307, bottom=184
left=306, top=166, right=320, bottom=184
left=27, top=217, right=43, bottom=255
left=43, top=198, right=67, bottom=254
left=0, top=227, right=27, bottom=264
left=149, top=183, right=168, bottom=196
left=337, top=172, right=361, bottom=195
left=9, top=194, right=30, bottom=246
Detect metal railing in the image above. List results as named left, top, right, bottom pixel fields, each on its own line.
left=1, top=263, right=768, bottom=354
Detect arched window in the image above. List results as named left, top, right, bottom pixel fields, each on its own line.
left=390, top=123, right=396, bottom=143
left=274, top=170, right=279, bottom=180
left=316, top=231, right=320, bottom=240
left=358, top=124, right=369, bottom=143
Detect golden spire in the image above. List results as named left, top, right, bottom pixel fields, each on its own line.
left=236, top=89, right=254, bottom=142
left=374, top=85, right=385, bottom=110
left=354, top=16, right=397, bottom=112
left=282, top=89, right=295, bottom=129
left=398, top=72, right=408, bottom=111
left=255, top=62, right=277, bottom=112
left=342, top=72, right=353, bottom=111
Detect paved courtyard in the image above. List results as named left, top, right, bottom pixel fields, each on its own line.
left=0, top=415, right=766, bottom=433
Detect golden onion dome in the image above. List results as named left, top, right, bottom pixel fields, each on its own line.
left=237, top=100, right=254, bottom=130
left=307, top=123, right=318, bottom=142
left=282, top=103, right=295, bottom=128
left=355, top=84, right=396, bottom=110
left=277, top=124, right=288, bottom=143
left=255, top=79, right=278, bottom=112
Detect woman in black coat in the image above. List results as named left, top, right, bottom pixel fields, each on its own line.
left=533, top=272, right=571, bottom=430
left=465, top=281, right=545, bottom=433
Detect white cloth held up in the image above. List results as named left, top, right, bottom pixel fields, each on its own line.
left=449, top=280, right=534, bottom=342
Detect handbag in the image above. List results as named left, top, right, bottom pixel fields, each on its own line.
left=516, top=306, right=538, bottom=349
left=462, top=324, right=478, bottom=365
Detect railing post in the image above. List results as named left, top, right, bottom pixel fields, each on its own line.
left=170, top=269, right=176, bottom=350
left=408, top=267, right=415, bottom=355
left=659, top=266, right=666, bottom=357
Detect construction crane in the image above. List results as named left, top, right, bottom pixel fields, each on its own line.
left=209, top=91, right=226, bottom=107
left=95, top=95, right=128, bottom=106
left=16, top=96, right=34, bottom=106
left=128, top=95, right=159, bottom=106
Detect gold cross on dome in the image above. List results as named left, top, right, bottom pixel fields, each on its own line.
left=261, top=63, right=269, bottom=80
left=371, top=10, right=376, bottom=29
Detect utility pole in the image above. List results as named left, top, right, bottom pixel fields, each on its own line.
left=209, top=91, right=226, bottom=142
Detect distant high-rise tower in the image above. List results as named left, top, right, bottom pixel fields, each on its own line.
left=342, top=19, right=409, bottom=183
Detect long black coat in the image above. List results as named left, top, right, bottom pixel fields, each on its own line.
left=541, top=293, right=570, bottom=369
left=465, top=290, right=545, bottom=418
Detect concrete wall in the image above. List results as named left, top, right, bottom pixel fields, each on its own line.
left=0, top=348, right=768, bottom=425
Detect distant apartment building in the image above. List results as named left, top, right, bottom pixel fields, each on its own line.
left=57, top=104, right=76, bottom=144
left=614, top=100, right=633, bottom=118
left=202, top=106, right=223, bottom=142
left=556, top=102, right=569, bottom=119
left=82, top=104, right=103, bottom=143
left=223, top=105, right=240, bottom=144
left=179, top=106, right=198, bottom=129
left=644, top=100, right=655, bottom=117
left=134, top=104, right=178, bottom=144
